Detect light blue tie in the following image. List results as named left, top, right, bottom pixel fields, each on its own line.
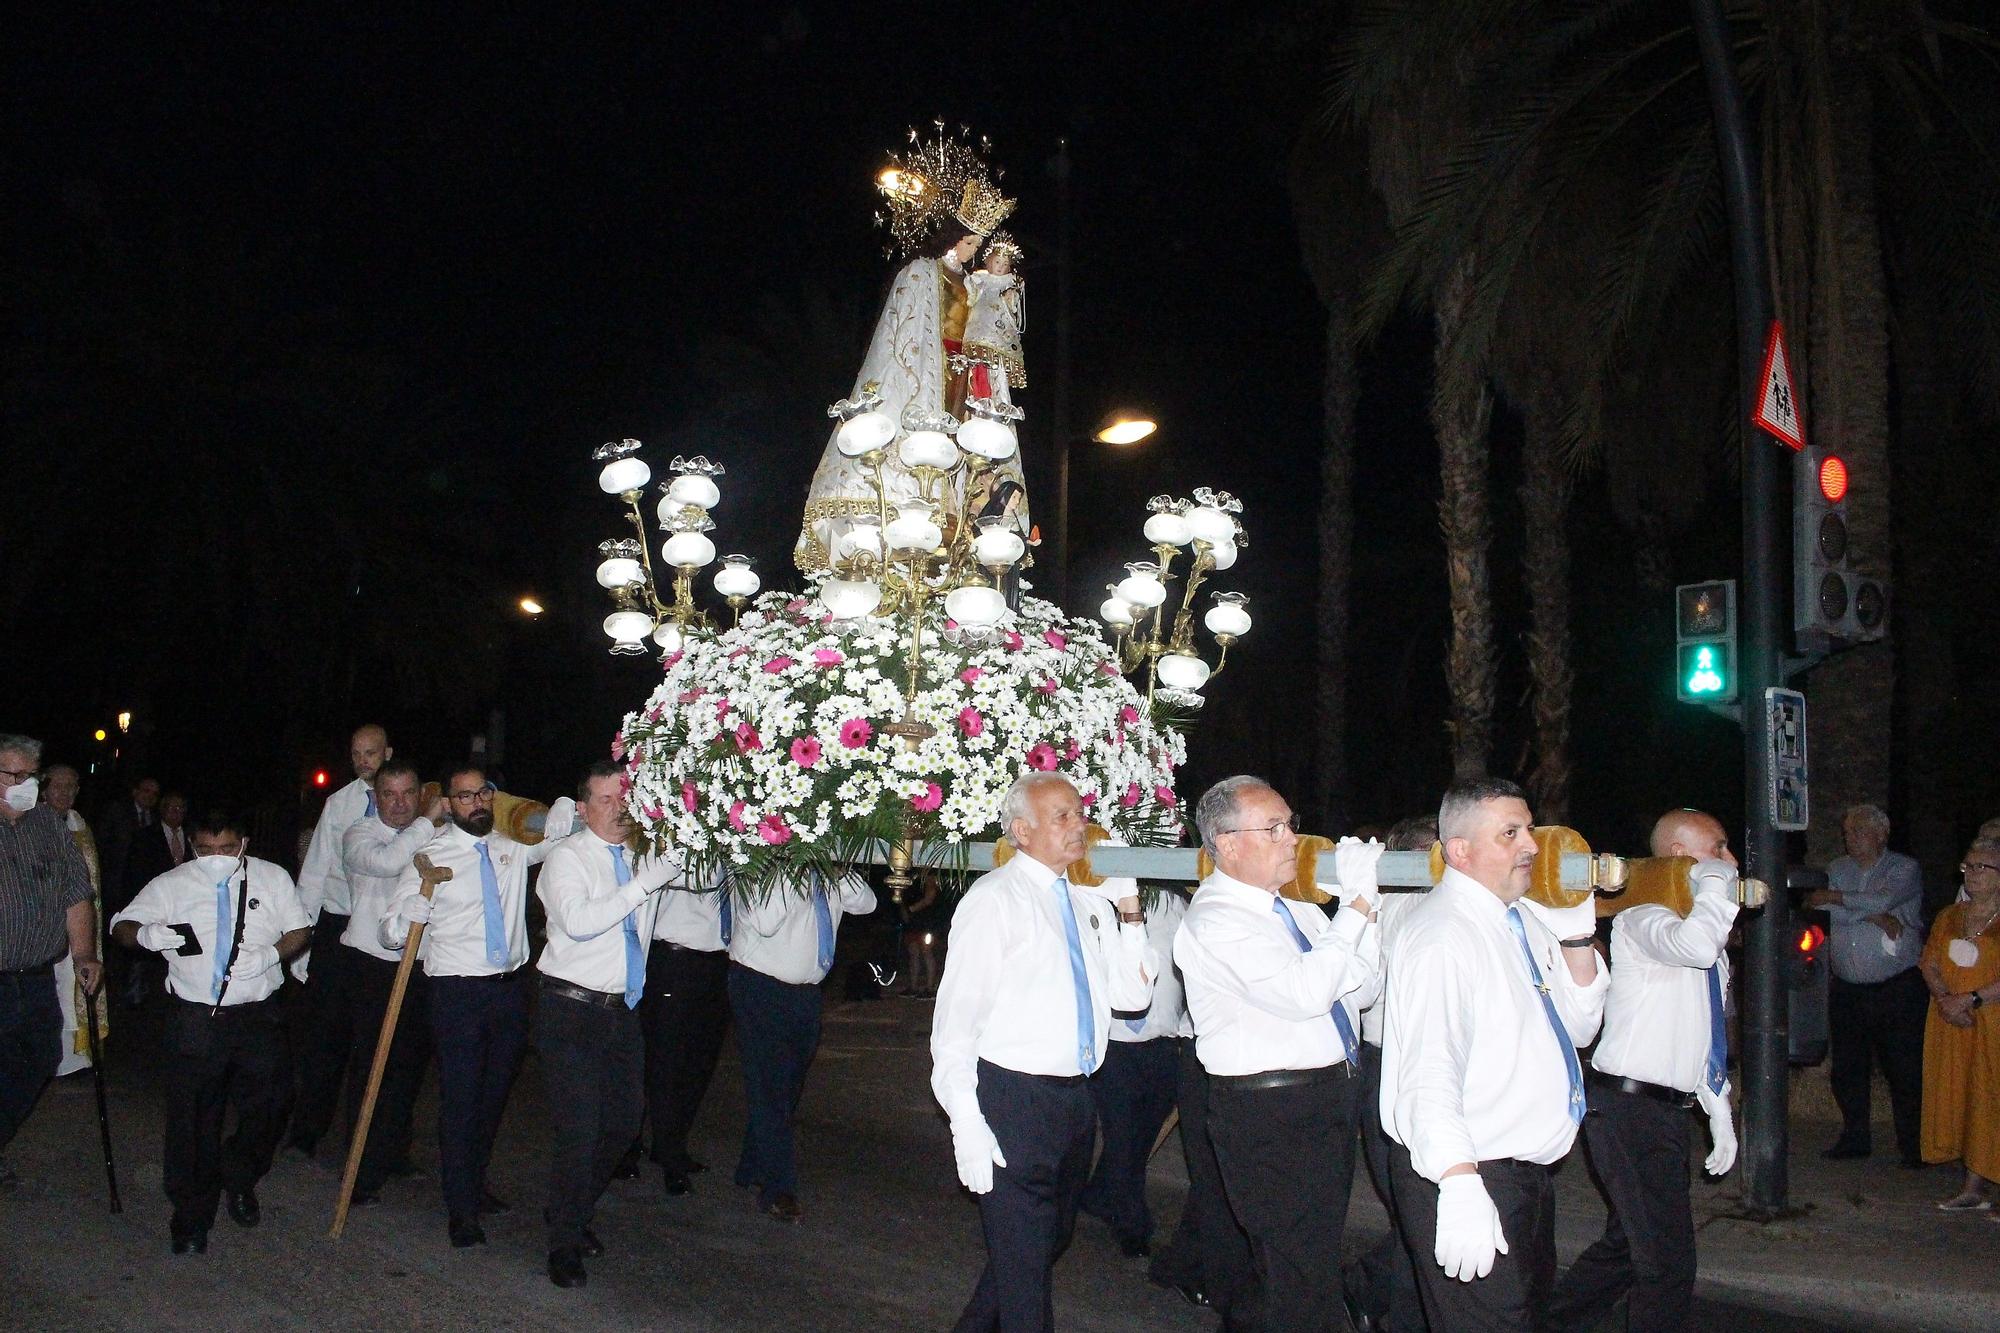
left=365, top=790, right=377, bottom=819
left=1271, top=896, right=1361, bottom=1066
left=1051, top=876, right=1097, bottom=1075
left=812, top=878, right=837, bottom=975
left=610, top=845, right=644, bottom=1009
left=1507, top=906, right=1586, bottom=1124
left=475, top=841, right=509, bottom=969
left=211, top=872, right=233, bottom=1000
left=1703, top=963, right=1729, bottom=1095
left=718, top=889, right=733, bottom=946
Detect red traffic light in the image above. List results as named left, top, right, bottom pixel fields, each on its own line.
left=312, top=769, right=330, bottom=788
left=1817, top=455, right=1848, bottom=503
left=1796, top=923, right=1825, bottom=955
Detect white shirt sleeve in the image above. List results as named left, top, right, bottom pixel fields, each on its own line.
left=929, top=886, right=1009, bottom=1125
left=1203, top=903, right=1374, bottom=1020
left=1618, top=897, right=1738, bottom=970
left=540, top=843, right=648, bottom=942
left=296, top=800, right=345, bottom=922
left=1386, top=925, right=1481, bottom=1180
left=343, top=819, right=435, bottom=880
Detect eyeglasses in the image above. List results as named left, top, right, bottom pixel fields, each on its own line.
left=0, top=766, right=38, bottom=784
left=1962, top=862, right=2000, bottom=876
left=1220, top=814, right=1300, bottom=841
left=448, top=786, right=496, bottom=804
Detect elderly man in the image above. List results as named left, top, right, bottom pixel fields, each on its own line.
left=43, top=765, right=103, bottom=1077
left=1547, top=808, right=1742, bottom=1332
left=1, top=735, right=101, bottom=1182
left=932, top=772, right=1156, bottom=1332
left=1807, top=803, right=1926, bottom=1166
left=1176, top=776, right=1382, bottom=1332
left=1381, top=777, right=1607, bottom=1332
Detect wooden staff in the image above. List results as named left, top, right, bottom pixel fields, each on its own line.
left=1148, top=1108, right=1179, bottom=1164
left=82, top=985, right=120, bottom=1213
left=329, top=852, right=451, bottom=1238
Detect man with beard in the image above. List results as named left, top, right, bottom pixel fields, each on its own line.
left=381, top=764, right=573, bottom=1247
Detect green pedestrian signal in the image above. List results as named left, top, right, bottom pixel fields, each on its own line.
left=1679, top=642, right=1731, bottom=698
left=1675, top=580, right=1740, bottom=705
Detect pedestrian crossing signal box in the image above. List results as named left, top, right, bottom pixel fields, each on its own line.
left=1675, top=580, right=1739, bottom=705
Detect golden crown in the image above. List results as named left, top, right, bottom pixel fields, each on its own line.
left=981, top=229, right=1023, bottom=264
left=953, top=178, right=1016, bottom=238
left=873, top=121, right=1012, bottom=257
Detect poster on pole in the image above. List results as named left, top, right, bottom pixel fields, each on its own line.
left=1766, top=687, right=1809, bottom=832
left=1753, top=320, right=1806, bottom=451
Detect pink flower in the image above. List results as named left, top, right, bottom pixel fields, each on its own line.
left=661, top=649, right=685, bottom=669
left=1003, top=631, right=1024, bottom=651
left=910, top=782, right=943, bottom=813
left=714, top=698, right=732, bottom=720
left=1099, top=661, right=1119, bottom=677
left=728, top=800, right=750, bottom=833
left=734, top=722, right=763, bottom=753
left=1062, top=738, right=1081, bottom=763
left=1119, top=705, right=1141, bottom=727
left=680, top=782, right=699, bottom=813
left=957, top=706, right=985, bottom=738
left=761, top=655, right=795, bottom=674
left=1120, top=782, right=1143, bottom=808
left=728, top=645, right=750, bottom=661
left=610, top=734, right=626, bottom=761
left=813, top=648, right=845, bottom=667
left=790, top=736, right=823, bottom=768
left=1080, top=791, right=1097, bottom=808
left=785, top=598, right=808, bottom=614
left=944, top=618, right=959, bottom=631
left=959, top=666, right=985, bottom=684
left=839, top=718, right=873, bottom=749
left=641, top=802, right=665, bottom=820
left=677, top=687, right=705, bottom=704
left=1043, top=629, right=1068, bottom=650
left=1026, top=743, right=1059, bottom=771
left=1036, top=678, right=1060, bottom=695
left=1154, top=785, right=1176, bottom=805
left=757, top=813, right=792, bottom=845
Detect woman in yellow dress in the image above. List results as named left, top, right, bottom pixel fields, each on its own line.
left=1918, top=837, right=2000, bottom=1210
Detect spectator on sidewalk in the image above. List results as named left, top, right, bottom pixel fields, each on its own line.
left=1807, top=804, right=1926, bottom=1167
left=42, top=765, right=104, bottom=1077
left=1918, top=837, right=2000, bottom=1211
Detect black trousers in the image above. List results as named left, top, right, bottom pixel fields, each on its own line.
left=727, top=961, right=821, bottom=1203
left=1151, top=1038, right=1256, bottom=1319
left=163, top=996, right=289, bottom=1233
left=0, top=966, right=60, bottom=1156
left=641, top=942, right=730, bottom=1171
left=1078, top=1035, right=1179, bottom=1246
left=953, top=1060, right=1098, bottom=1333
left=1354, top=1043, right=1428, bottom=1332
left=535, top=984, right=644, bottom=1251
left=1546, top=1086, right=1697, bottom=1333
left=1208, top=1066, right=1362, bottom=1332
left=1389, top=1142, right=1556, bottom=1333
left=344, top=948, right=431, bottom=1194
left=1829, top=968, right=1927, bottom=1160
left=288, top=911, right=355, bottom=1148
left=429, top=968, right=529, bottom=1220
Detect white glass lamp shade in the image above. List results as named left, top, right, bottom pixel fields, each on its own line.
left=834, top=523, right=884, bottom=562
left=1186, top=504, right=1235, bottom=547
left=1100, top=597, right=1135, bottom=628
left=594, top=556, right=644, bottom=589
left=661, top=531, right=717, bottom=570
left=1142, top=511, right=1193, bottom=547
left=1206, top=540, right=1238, bottom=572
left=956, top=415, right=1018, bottom=461
left=944, top=584, right=1007, bottom=629
left=1156, top=653, right=1212, bottom=691
left=898, top=429, right=959, bottom=471
left=667, top=474, right=721, bottom=510
left=973, top=525, right=1026, bottom=566
left=603, top=609, right=655, bottom=644
left=598, top=457, right=652, bottom=495
left=652, top=621, right=687, bottom=653
left=836, top=410, right=896, bottom=457
left=713, top=557, right=760, bottom=599
left=1115, top=571, right=1168, bottom=609
left=885, top=508, right=943, bottom=553
left=1204, top=601, right=1252, bottom=638
left=821, top=578, right=883, bottom=620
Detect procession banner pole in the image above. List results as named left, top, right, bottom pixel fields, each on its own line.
left=82, top=985, right=121, bottom=1213
left=329, top=853, right=450, bottom=1238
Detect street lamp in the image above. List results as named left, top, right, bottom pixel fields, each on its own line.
left=1093, top=413, right=1157, bottom=446
left=1053, top=410, right=1158, bottom=604
left=518, top=596, right=545, bottom=617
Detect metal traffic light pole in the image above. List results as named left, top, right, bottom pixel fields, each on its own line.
left=1692, top=0, right=1790, bottom=1214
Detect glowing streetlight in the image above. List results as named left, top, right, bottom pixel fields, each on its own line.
left=518, top=596, right=545, bottom=616
left=1093, top=414, right=1158, bottom=446
left=93, top=729, right=108, bottom=742
left=116, top=711, right=132, bottom=734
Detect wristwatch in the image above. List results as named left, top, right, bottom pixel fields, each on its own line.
left=1559, top=936, right=1597, bottom=949
left=1117, top=909, right=1145, bottom=925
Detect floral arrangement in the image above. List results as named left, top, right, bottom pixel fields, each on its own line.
left=615, top=583, right=1187, bottom=894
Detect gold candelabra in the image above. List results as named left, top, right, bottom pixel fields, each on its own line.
left=1102, top=491, right=1252, bottom=704
left=590, top=441, right=760, bottom=655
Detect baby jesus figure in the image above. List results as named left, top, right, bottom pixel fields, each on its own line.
left=961, top=231, right=1025, bottom=399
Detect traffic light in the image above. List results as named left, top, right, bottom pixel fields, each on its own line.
left=312, top=769, right=330, bottom=788
left=1675, top=579, right=1738, bottom=704
left=1793, top=446, right=1888, bottom=647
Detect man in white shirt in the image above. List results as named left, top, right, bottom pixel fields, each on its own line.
left=336, top=758, right=446, bottom=1205
left=1547, top=808, right=1741, bottom=1333
left=1175, top=776, right=1383, bottom=1331
left=1381, top=777, right=1608, bottom=1331
left=642, top=855, right=730, bottom=1197
left=382, top=763, right=573, bottom=1248
left=931, top=772, right=1156, bottom=1332
left=288, top=723, right=392, bottom=1158
left=111, top=810, right=310, bottom=1254
left=726, top=849, right=875, bottom=1222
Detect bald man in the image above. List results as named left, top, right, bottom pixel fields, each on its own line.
left=1545, top=809, right=1742, bottom=1333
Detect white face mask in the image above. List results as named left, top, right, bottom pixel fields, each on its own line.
left=196, top=851, right=244, bottom=876
left=3, top=778, right=38, bottom=813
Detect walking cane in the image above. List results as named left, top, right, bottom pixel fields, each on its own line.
left=1148, top=1108, right=1179, bottom=1165
left=82, top=983, right=121, bottom=1213
left=329, top=853, right=452, bottom=1238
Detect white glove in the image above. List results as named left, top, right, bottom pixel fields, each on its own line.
left=135, top=923, right=183, bottom=954
left=1689, top=859, right=1738, bottom=901
left=949, top=1114, right=1008, bottom=1195
left=291, top=948, right=311, bottom=983
left=1518, top=892, right=1597, bottom=945
left=402, top=894, right=434, bottom=926
left=229, top=943, right=279, bottom=980
left=1696, top=1083, right=1738, bottom=1175
left=1334, top=836, right=1384, bottom=910
left=1435, top=1173, right=1508, bottom=1281
left=543, top=796, right=579, bottom=842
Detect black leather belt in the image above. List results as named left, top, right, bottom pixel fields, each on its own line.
left=1212, top=1062, right=1352, bottom=1092
left=541, top=977, right=629, bottom=1010
left=0, top=960, right=55, bottom=979
left=654, top=941, right=724, bottom=955
left=1588, top=1069, right=1696, bottom=1108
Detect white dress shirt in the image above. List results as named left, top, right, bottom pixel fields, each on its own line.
left=1826, top=850, right=1925, bottom=983
left=111, top=855, right=309, bottom=1005
left=727, top=870, right=876, bottom=985
left=930, top=852, right=1158, bottom=1125
left=383, top=823, right=557, bottom=977
left=1591, top=897, right=1738, bottom=1094
left=1176, top=871, right=1381, bottom=1077
left=1111, top=892, right=1192, bottom=1043
left=1361, top=889, right=1425, bottom=1047
left=339, top=815, right=439, bottom=963
left=654, top=867, right=728, bottom=951
left=297, top=777, right=373, bottom=921
left=536, top=829, right=680, bottom=993
left=1380, top=868, right=1609, bottom=1181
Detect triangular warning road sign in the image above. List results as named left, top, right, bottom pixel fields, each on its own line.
left=1753, top=320, right=1806, bottom=451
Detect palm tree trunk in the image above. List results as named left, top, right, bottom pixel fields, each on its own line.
left=1434, top=255, right=1498, bottom=781
left=1519, top=386, right=1574, bottom=821
left=1313, top=299, right=1357, bottom=831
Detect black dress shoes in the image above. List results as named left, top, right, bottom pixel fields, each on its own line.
left=225, top=1187, right=261, bottom=1227
left=170, top=1228, right=208, bottom=1255
left=1149, top=1275, right=1210, bottom=1308
left=548, top=1247, right=588, bottom=1289
left=479, top=1189, right=512, bottom=1214
left=448, top=1215, right=487, bottom=1248
left=662, top=1168, right=692, bottom=1197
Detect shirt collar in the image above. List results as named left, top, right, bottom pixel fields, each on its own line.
left=1203, top=869, right=1279, bottom=904
left=1010, top=850, right=1068, bottom=889
left=1440, top=865, right=1515, bottom=921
